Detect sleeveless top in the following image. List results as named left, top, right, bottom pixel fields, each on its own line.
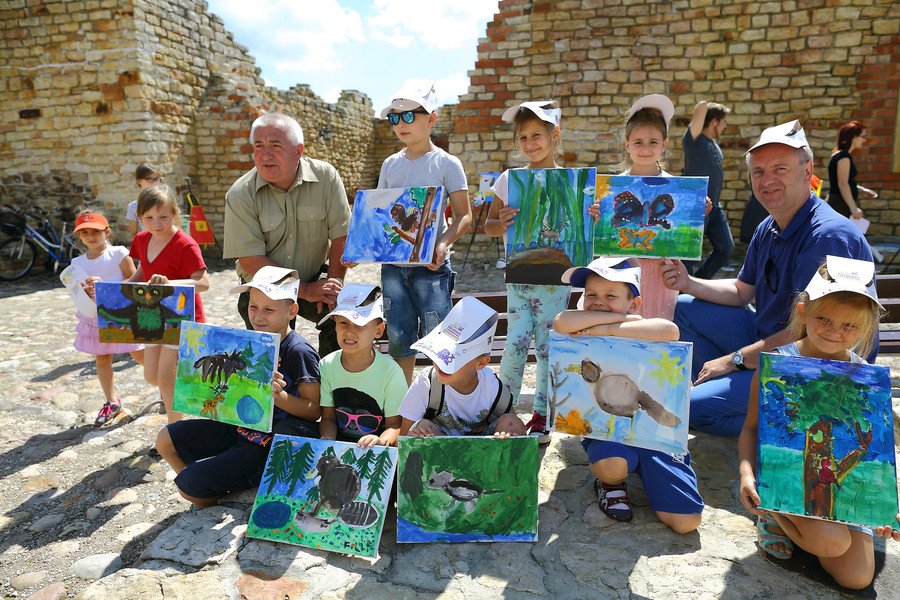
left=827, top=150, right=857, bottom=218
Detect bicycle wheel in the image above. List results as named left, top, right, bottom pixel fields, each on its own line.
left=0, top=237, right=37, bottom=281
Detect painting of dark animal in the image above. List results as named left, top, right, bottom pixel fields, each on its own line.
left=426, top=470, right=502, bottom=513
left=308, top=454, right=362, bottom=523
left=193, top=350, right=247, bottom=385
left=96, top=282, right=194, bottom=344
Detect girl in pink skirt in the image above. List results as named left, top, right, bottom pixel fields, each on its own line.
left=71, top=211, right=145, bottom=426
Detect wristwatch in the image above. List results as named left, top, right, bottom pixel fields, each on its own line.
left=731, top=349, right=747, bottom=370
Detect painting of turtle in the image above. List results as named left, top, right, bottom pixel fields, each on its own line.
left=247, top=436, right=398, bottom=558
left=95, top=281, right=194, bottom=344
left=593, top=174, right=708, bottom=259
left=756, top=353, right=899, bottom=529
left=342, top=186, right=446, bottom=265
left=505, top=168, right=595, bottom=285
left=396, top=436, right=539, bottom=543
left=547, top=332, right=692, bottom=454
left=173, top=322, right=278, bottom=431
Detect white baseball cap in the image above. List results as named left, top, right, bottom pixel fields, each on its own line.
left=626, top=94, right=675, bottom=127
left=411, top=296, right=498, bottom=374
left=746, top=119, right=809, bottom=154
left=379, top=81, right=438, bottom=118
left=562, top=257, right=641, bottom=297
left=501, top=101, right=561, bottom=126
left=230, top=266, right=300, bottom=301
left=804, top=255, right=882, bottom=308
left=318, top=284, right=384, bottom=326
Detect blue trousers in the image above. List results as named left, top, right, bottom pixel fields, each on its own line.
left=694, top=207, right=735, bottom=280
left=674, top=295, right=757, bottom=437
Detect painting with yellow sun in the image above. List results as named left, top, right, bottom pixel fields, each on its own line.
left=548, top=332, right=692, bottom=454
left=174, top=322, right=280, bottom=431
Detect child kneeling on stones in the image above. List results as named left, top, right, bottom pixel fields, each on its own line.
left=318, top=284, right=408, bottom=447
left=554, top=257, right=703, bottom=532
left=156, top=266, right=321, bottom=508
left=399, top=297, right=526, bottom=437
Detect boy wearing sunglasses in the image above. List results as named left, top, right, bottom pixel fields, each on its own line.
left=318, top=284, right=408, bottom=447
left=372, top=80, right=473, bottom=386
left=156, top=266, right=321, bottom=509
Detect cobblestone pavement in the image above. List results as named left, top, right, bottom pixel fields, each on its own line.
left=0, top=257, right=897, bottom=599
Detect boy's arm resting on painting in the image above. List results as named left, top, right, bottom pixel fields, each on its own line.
left=359, top=416, right=403, bottom=448
left=319, top=406, right=338, bottom=440
left=272, top=371, right=321, bottom=421
left=401, top=417, right=441, bottom=437
left=737, top=372, right=763, bottom=515
left=553, top=310, right=678, bottom=341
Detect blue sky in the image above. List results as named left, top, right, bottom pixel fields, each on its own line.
left=205, top=0, right=500, bottom=114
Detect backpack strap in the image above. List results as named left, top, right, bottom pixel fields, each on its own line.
left=424, top=366, right=445, bottom=420
left=486, top=371, right=513, bottom=424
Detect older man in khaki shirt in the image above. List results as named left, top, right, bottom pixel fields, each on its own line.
left=224, top=112, right=350, bottom=356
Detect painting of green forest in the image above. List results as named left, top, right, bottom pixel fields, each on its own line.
left=396, top=436, right=539, bottom=542
left=173, top=322, right=278, bottom=431
left=757, top=353, right=899, bottom=528
left=247, top=437, right=397, bottom=558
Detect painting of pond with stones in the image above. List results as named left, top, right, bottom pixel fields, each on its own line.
left=505, top=168, right=595, bottom=285
left=756, top=353, right=899, bottom=528
left=593, top=174, right=708, bottom=259
left=96, top=281, right=194, bottom=344
left=548, top=332, right=692, bottom=455
left=396, top=436, right=539, bottom=543
left=342, top=186, right=446, bottom=265
left=247, top=436, right=398, bottom=559
left=173, top=322, right=278, bottom=432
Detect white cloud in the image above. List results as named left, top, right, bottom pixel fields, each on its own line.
left=367, top=0, right=499, bottom=51
left=433, top=73, right=471, bottom=105
left=208, top=0, right=366, bottom=74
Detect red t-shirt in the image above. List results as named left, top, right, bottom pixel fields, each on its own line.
left=130, top=229, right=207, bottom=322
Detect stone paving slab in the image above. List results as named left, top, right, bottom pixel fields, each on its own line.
left=0, top=259, right=898, bottom=599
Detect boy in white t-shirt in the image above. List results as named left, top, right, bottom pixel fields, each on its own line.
left=399, top=296, right=525, bottom=437
left=318, top=284, right=408, bottom=447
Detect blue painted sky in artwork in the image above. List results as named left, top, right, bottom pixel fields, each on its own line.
left=343, top=187, right=444, bottom=264
left=178, top=322, right=276, bottom=384
left=95, top=282, right=194, bottom=319
left=548, top=332, right=692, bottom=454
left=263, top=437, right=397, bottom=501
left=758, top=353, right=895, bottom=463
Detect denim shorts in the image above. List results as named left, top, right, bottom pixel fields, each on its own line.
left=381, top=262, right=455, bottom=358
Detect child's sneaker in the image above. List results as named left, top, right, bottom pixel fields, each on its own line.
left=525, top=412, right=551, bottom=445
left=595, top=479, right=633, bottom=522
left=94, top=398, right=122, bottom=427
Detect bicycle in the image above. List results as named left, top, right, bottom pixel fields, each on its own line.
left=0, top=205, right=81, bottom=281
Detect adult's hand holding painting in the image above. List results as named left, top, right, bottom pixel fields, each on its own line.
left=342, top=186, right=446, bottom=265
left=505, top=168, right=595, bottom=285
left=593, top=175, right=708, bottom=259
left=548, top=332, right=692, bottom=455
left=247, top=437, right=397, bottom=558
left=173, top=322, right=279, bottom=431
left=756, top=353, right=899, bottom=529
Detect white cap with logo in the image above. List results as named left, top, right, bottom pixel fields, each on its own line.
left=501, top=100, right=561, bottom=126
left=318, top=284, right=384, bottom=326
left=561, top=257, right=642, bottom=297
left=411, top=296, right=498, bottom=374
left=746, top=119, right=809, bottom=154
left=230, top=266, right=300, bottom=301
left=380, top=80, right=438, bottom=118
left=804, top=255, right=882, bottom=308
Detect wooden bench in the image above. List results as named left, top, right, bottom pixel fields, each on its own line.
left=376, top=273, right=900, bottom=363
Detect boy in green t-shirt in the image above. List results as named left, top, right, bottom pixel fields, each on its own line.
left=318, top=284, right=408, bottom=447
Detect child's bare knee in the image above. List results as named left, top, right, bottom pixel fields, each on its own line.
left=831, top=569, right=873, bottom=591
left=656, top=511, right=701, bottom=534
left=590, top=458, right=629, bottom=483
left=155, top=427, right=175, bottom=456
left=497, top=414, right=525, bottom=435
left=808, top=525, right=853, bottom=558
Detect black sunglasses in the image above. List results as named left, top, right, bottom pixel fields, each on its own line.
left=764, top=256, right=779, bottom=293
left=387, top=110, right=428, bottom=125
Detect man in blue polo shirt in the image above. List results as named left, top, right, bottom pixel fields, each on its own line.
left=660, top=120, right=873, bottom=437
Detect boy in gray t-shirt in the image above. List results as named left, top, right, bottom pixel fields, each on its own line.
left=372, top=81, right=472, bottom=384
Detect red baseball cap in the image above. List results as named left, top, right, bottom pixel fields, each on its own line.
left=73, top=213, right=109, bottom=232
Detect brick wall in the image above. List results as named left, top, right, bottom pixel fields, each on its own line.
left=451, top=0, right=900, bottom=252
